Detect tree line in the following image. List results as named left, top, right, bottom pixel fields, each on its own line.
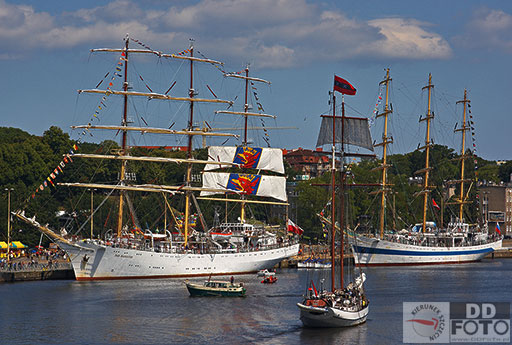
left=1, top=125, right=511, bottom=246
left=290, top=145, right=512, bottom=242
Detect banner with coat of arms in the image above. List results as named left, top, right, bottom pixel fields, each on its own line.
left=204, top=146, right=284, bottom=174
left=201, top=172, right=287, bottom=201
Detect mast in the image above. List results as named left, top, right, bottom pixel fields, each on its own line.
left=318, top=75, right=370, bottom=292
left=116, top=36, right=129, bottom=238
left=374, top=69, right=393, bottom=239
left=71, top=38, right=236, bottom=243
left=222, top=66, right=271, bottom=224
left=244, top=66, right=250, bottom=145
left=418, top=74, right=434, bottom=233
left=330, top=91, right=337, bottom=293
left=455, top=89, right=470, bottom=221
left=240, top=66, right=250, bottom=223
left=90, top=189, right=94, bottom=239
left=184, top=40, right=195, bottom=247
left=339, top=96, right=346, bottom=291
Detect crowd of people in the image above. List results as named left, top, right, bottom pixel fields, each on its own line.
left=0, top=248, right=70, bottom=272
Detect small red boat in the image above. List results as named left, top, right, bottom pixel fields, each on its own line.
left=261, top=272, right=277, bottom=284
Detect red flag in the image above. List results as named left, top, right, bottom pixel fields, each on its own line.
left=334, top=76, right=356, bottom=95
left=432, top=199, right=440, bottom=210
left=287, top=219, right=304, bottom=235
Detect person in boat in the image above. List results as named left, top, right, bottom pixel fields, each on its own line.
left=230, top=276, right=234, bottom=284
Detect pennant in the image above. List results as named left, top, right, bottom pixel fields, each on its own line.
left=334, top=75, right=357, bottom=95
left=432, top=199, right=440, bottom=210
left=57, top=165, right=63, bottom=173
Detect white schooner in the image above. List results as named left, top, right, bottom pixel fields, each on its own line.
left=352, top=71, right=502, bottom=266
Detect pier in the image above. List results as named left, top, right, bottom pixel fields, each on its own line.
left=0, top=259, right=74, bottom=282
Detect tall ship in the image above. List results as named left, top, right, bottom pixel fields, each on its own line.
left=15, top=36, right=299, bottom=280
left=352, top=71, right=502, bottom=266
left=297, top=76, right=369, bottom=327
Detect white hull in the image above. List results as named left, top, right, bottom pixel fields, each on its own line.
left=352, top=236, right=502, bottom=266
left=58, top=240, right=299, bottom=280
left=297, top=261, right=331, bottom=269
left=297, top=303, right=368, bottom=327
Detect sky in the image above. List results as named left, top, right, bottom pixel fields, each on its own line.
left=1, top=0, right=511, bottom=160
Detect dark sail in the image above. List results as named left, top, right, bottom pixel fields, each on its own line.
left=316, top=116, right=373, bottom=151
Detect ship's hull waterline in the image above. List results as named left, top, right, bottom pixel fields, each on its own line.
left=297, top=303, right=369, bottom=328
left=59, top=240, right=300, bottom=281
left=352, top=236, right=502, bottom=266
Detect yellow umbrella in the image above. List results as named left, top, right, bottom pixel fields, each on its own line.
left=11, top=241, right=27, bottom=249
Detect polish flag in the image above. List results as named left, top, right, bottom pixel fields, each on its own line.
left=287, top=219, right=304, bottom=235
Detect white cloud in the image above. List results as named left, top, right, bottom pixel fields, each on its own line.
left=454, top=7, right=512, bottom=53
left=367, top=18, right=452, bottom=59
left=0, top=0, right=453, bottom=67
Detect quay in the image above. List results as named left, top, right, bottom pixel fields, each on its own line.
left=0, top=259, right=74, bottom=283
left=280, top=244, right=354, bottom=268
left=488, top=239, right=512, bottom=259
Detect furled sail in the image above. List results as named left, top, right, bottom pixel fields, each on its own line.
left=204, top=146, right=284, bottom=174
left=316, top=116, right=374, bottom=151
left=201, top=172, right=287, bottom=201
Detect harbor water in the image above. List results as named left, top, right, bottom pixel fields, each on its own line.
left=1, top=258, right=511, bottom=345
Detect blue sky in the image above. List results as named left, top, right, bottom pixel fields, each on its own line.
left=1, top=0, right=511, bottom=160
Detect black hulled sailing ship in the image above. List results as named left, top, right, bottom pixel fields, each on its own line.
left=298, top=76, right=370, bottom=327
